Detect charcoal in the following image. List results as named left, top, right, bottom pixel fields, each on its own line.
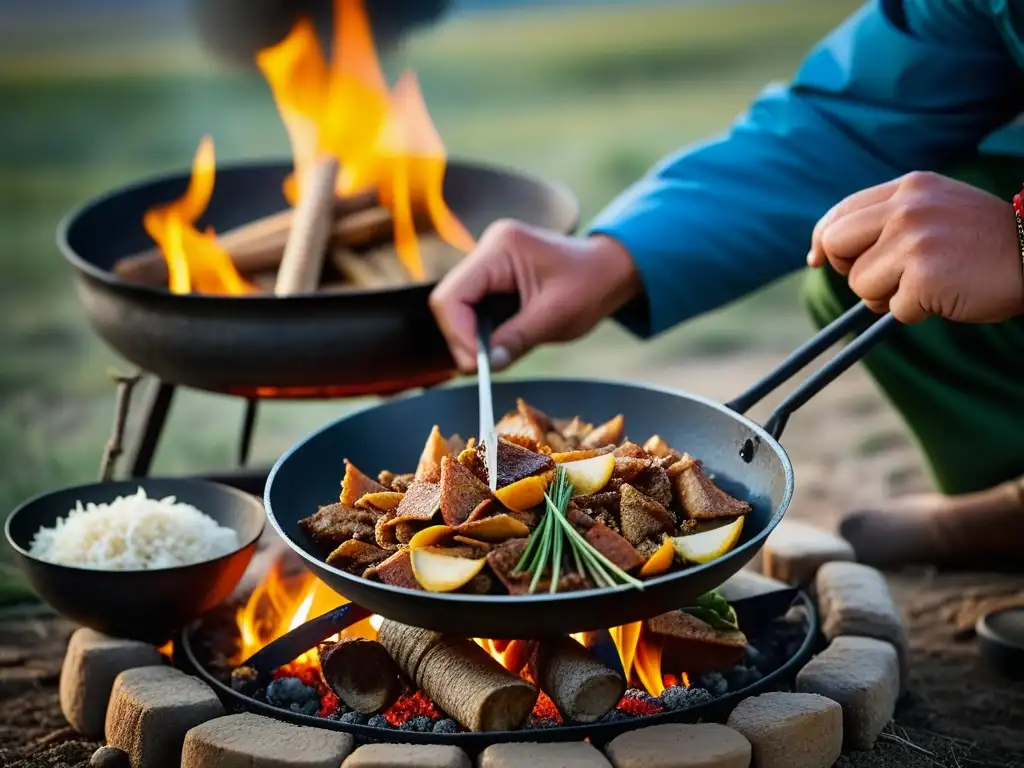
left=599, top=709, right=629, bottom=722
left=527, top=716, right=558, bottom=729
left=742, top=644, right=767, bottom=672
left=660, top=685, right=714, bottom=710
left=622, top=688, right=656, bottom=703
left=727, top=664, right=762, bottom=690
left=697, top=671, right=729, bottom=697
left=289, top=699, right=319, bottom=716
left=367, top=714, right=391, bottom=729
left=338, top=710, right=370, bottom=725
left=408, top=715, right=434, bottom=732
left=266, top=677, right=318, bottom=710
left=229, top=665, right=259, bottom=696
left=433, top=718, right=459, bottom=734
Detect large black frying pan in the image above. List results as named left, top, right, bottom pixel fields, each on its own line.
left=58, top=159, right=577, bottom=396
left=265, top=303, right=895, bottom=639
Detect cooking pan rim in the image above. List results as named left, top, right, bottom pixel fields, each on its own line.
left=56, top=156, right=580, bottom=302
left=264, top=376, right=793, bottom=606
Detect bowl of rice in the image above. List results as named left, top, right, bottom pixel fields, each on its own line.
left=5, top=477, right=265, bottom=643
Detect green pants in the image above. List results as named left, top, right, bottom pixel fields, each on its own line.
left=802, top=154, right=1024, bottom=495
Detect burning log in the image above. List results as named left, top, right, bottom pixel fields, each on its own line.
left=527, top=636, right=625, bottom=724
left=331, top=246, right=413, bottom=289
left=275, top=157, right=339, bottom=295
left=377, top=620, right=538, bottom=732
left=112, top=188, right=379, bottom=286
left=319, top=638, right=401, bottom=714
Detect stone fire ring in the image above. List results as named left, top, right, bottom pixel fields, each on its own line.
left=60, top=524, right=908, bottom=768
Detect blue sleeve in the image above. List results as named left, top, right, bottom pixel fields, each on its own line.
left=589, top=0, right=1024, bottom=337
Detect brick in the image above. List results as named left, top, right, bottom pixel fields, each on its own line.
left=763, top=521, right=854, bottom=585
left=182, top=713, right=353, bottom=768
left=481, top=741, right=611, bottom=768
left=815, top=562, right=908, bottom=690
left=796, top=636, right=899, bottom=751
left=341, top=743, right=470, bottom=768
left=727, top=692, right=841, bottom=768
left=605, top=723, right=750, bottom=768
left=60, top=628, right=163, bottom=738
left=105, top=665, right=223, bottom=768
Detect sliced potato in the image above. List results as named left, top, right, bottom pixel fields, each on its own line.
left=408, top=524, right=456, bottom=550
left=671, top=517, right=745, bottom=565
left=561, top=453, right=616, bottom=497
left=456, top=514, right=530, bottom=542
left=410, top=547, right=487, bottom=592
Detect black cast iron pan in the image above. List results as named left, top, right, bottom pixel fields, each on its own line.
left=265, top=302, right=895, bottom=639
left=58, top=159, right=577, bottom=396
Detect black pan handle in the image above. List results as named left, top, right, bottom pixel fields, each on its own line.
left=725, top=303, right=897, bottom=439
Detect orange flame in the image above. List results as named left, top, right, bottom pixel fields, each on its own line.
left=142, top=137, right=257, bottom=295
left=146, top=0, right=474, bottom=294
left=256, top=0, right=475, bottom=280
left=235, top=558, right=681, bottom=700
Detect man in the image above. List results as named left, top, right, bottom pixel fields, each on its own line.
left=429, top=0, right=1024, bottom=568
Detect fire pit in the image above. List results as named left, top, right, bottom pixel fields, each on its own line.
left=176, top=568, right=817, bottom=750
left=42, top=522, right=912, bottom=767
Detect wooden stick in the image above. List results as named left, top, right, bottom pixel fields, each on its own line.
left=377, top=620, right=538, bottom=732
left=112, top=187, right=378, bottom=287
left=275, top=157, right=338, bottom=295
left=98, top=369, right=142, bottom=482
left=527, top=636, right=624, bottom=724
left=319, top=638, right=401, bottom=714
left=330, top=245, right=416, bottom=289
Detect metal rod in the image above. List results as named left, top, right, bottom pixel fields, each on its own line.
left=238, top=398, right=259, bottom=467
left=763, top=312, right=897, bottom=439
left=242, top=603, right=373, bottom=676
left=127, top=379, right=177, bottom=478
left=476, top=304, right=498, bottom=492
left=725, top=302, right=881, bottom=415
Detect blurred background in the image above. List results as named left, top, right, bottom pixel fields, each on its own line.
left=0, top=0, right=865, bottom=600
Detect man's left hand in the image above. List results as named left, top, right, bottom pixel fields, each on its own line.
left=807, top=171, right=1024, bottom=323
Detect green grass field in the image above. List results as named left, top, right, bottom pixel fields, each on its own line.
left=0, top=0, right=861, bottom=600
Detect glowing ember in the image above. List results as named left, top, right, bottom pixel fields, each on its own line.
left=148, top=0, right=474, bottom=293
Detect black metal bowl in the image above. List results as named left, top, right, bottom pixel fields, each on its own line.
left=58, top=159, right=579, bottom=396
left=5, top=478, right=266, bottom=644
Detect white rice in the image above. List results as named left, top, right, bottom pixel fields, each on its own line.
left=28, top=487, right=240, bottom=570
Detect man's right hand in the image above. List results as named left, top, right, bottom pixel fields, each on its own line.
left=428, top=220, right=642, bottom=373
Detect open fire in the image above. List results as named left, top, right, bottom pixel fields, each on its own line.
left=136, top=0, right=474, bottom=296
left=221, top=555, right=804, bottom=733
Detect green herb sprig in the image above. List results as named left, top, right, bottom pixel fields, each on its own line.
left=512, top=466, right=645, bottom=594
left=680, top=589, right=740, bottom=631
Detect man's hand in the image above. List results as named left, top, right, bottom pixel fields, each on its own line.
left=808, top=171, right=1024, bottom=323
left=429, top=222, right=641, bottom=372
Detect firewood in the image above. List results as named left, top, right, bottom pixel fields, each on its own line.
left=318, top=638, right=401, bottom=714
left=112, top=187, right=378, bottom=287
left=376, top=619, right=538, bottom=732
left=275, top=157, right=338, bottom=295
left=527, top=636, right=624, bottom=724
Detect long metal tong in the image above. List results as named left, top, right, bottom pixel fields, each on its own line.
left=476, top=303, right=498, bottom=491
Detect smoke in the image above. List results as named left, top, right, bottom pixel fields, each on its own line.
left=189, top=0, right=453, bottom=68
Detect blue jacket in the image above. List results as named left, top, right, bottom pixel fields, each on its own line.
left=589, top=0, right=1024, bottom=337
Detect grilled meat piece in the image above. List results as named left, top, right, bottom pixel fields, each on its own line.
left=674, top=462, right=752, bottom=519
left=300, top=503, right=380, bottom=547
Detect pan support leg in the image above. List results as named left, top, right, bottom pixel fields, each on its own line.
left=238, top=398, right=259, bottom=467
left=126, top=379, right=177, bottom=478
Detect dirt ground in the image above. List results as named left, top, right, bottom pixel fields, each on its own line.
left=2, top=355, right=1024, bottom=767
